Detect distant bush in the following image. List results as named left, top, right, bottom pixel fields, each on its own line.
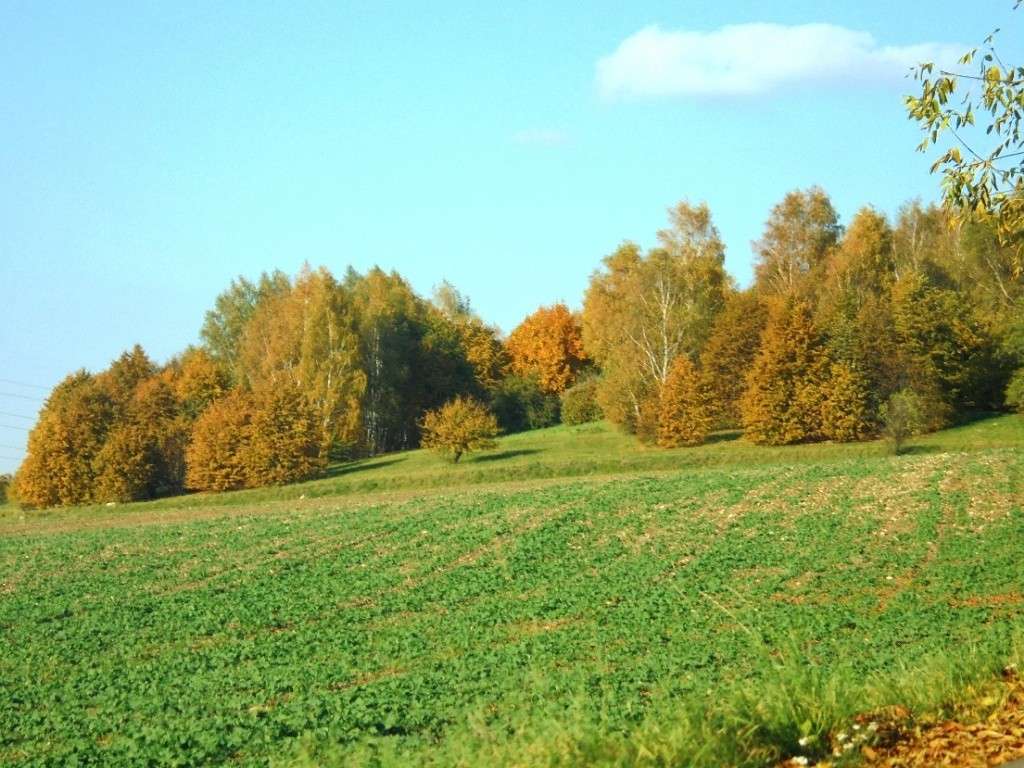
left=560, top=376, right=603, bottom=426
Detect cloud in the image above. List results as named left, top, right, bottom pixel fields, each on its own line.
left=510, top=129, right=574, bottom=148
left=596, top=23, right=963, bottom=101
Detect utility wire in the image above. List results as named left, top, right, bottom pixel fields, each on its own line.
left=0, top=391, right=44, bottom=402
left=0, top=455, right=22, bottom=463
left=0, top=424, right=30, bottom=431
left=0, top=444, right=24, bottom=452
left=0, top=378, right=49, bottom=390
left=0, top=411, right=34, bottom=421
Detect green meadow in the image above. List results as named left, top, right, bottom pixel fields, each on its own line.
left=2, top=417, right=1023, bottom=766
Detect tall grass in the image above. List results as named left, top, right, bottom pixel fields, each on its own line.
left=281, top=629, right=1024, bottom=768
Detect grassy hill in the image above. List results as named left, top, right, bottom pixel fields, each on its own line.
left=1, top=417, right=1022, bottom=766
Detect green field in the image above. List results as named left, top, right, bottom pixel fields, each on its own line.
left=2, top=418, right=1023, bottom=766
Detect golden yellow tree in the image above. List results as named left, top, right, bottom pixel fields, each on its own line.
left=239, top=264, right=366, bottom=453
left=658, top=355, right=714, bottom=447
left=420, top=396, right=499, bottom=463
left=740, top=299, right=831, bottom=446
left=753, top=187, right=842, bottom=299
left=185, top=384, right=327, bottom=492
left=14, top=371, right=112, bottom=508
left=698, top=290, right=770, bottom=429
left=184, top=391, right=253, bottom=493
left=244, top=384, right=327, bottom=486
left=582, top=201, right=730, bottom=435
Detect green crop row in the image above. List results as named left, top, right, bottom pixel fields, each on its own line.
left=1, top=443, right=1022, bottom=766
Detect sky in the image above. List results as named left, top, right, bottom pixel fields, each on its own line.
left=1, top=0, right=1021, bottom=475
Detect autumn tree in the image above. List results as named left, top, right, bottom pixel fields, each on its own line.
left=505, top=303, right=589, bottom=395
left=238, top=264, right=366, bottom=454
left=184, top=390, right=253, bottom=492
left=184, top=383, right=325, bottom=492
left=698, top=290, right=770, bottom=429
left=740, top=299, right=831, bottom=446
left=14, top=371, right=113, bottom=508
left=163, top=346, right=231, bottom=421
left=817, top=207, right=896, bottom=369
left=420, top=396, right=499, bottom=463
left=93, top=378, right=187, bottom=503
left=753, top=187, right=842, bottom=298
left=582, top=201, right=730, bottom=437
left=244, top=384, right=327, bottom=486
left=200, top=270, right=291, bottom=384
left=819, top=360, right=875, bottom=442
left=658, top=355, right=714, bottom=447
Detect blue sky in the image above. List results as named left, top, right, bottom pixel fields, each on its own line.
left=2, top=0, right=1021, bottom=475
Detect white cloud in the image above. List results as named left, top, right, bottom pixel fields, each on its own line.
left=596, top=23, right=963, bottom=101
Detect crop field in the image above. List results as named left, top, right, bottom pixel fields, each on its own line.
left=1, top=419, right=1023, bottom=766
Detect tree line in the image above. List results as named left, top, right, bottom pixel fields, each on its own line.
left=10, top=190, right=1024, bottom=508
left=585, top=192, right=1021, bottom=448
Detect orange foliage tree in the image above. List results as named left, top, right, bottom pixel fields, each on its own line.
left=184, top=390, right=253, bottom=493
left=185, top=383, right=326, bottom=492
left=698, top=290, right=770, bottom=429
left=505, top=303, right=589, bottom=395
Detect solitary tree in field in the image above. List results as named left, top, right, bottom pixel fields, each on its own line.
left=880, top=389, right=925, bottom=455
left=420, top=396, right=499, bottom=463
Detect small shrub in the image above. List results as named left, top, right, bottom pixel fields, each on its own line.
left=880, top=389, right=925, bottom=455
left=420, top=396, right=499, bottom=463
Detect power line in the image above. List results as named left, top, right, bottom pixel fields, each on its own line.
left=0, top=411, right=34, bottom=421
left=0, top=444, right=24, bottom=452
left=0, top=455, right=23, bottom=463
left=0, top=378, right=49, bottom=391
left=0, top=424, right=30, bottom=431
left=0, top=391, right=44, bottom=402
